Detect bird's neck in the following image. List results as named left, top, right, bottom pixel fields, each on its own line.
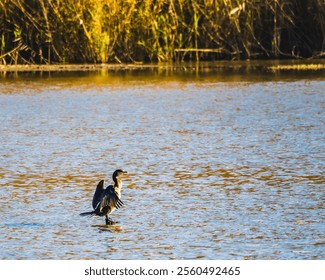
left=114, top=179, right=122, bottom=197
left=114, top=178, right=123, bottom=189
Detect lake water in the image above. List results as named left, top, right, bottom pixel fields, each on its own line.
left=0, top=63, right=324, bottom=259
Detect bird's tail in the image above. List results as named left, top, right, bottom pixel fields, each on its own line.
left=80, top=211, right=95, bottom=216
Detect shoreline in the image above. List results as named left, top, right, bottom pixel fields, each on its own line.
left=0, top=63, right=159, bottom=72
left=0, top=60, right=325, bottom=73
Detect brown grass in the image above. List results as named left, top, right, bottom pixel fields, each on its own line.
left=0, top=0, right=324, bottom=64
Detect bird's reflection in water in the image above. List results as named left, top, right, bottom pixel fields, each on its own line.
left=92, top=224, right=123, bottom=233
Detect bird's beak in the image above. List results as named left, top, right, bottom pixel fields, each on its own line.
left=123, top=171, right=128, bottom=174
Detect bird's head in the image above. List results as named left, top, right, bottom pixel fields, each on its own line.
left=112, top=169, right=128, bottom=180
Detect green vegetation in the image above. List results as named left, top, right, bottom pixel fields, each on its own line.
left=0, top=0, right=324, bottom=64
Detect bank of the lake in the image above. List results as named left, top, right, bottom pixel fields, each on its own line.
left=1, top=59, right=325, bottom=73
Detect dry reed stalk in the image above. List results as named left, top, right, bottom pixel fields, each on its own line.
left=0, top=0, right=324, bottom=64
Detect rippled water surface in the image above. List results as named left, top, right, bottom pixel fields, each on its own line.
left=0, top=65, right=324, bottom=259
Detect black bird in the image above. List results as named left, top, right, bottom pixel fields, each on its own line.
left=80, top=169, right=128, bottom=225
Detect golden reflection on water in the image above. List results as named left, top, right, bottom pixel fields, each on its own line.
left=1, top=60, right=325, bottom=94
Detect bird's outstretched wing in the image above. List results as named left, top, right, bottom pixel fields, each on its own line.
left=96, top=185, right=124, bottom=214
left=92, top=180, right=105, bottom=210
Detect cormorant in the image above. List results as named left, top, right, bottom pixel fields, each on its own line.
left=80, top=169, right=127, bottom=225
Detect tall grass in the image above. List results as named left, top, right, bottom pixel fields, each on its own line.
left=0, top=0, right=324, bottom=64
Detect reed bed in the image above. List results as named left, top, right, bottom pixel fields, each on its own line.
left=0, top=0, right=324, bottom=64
